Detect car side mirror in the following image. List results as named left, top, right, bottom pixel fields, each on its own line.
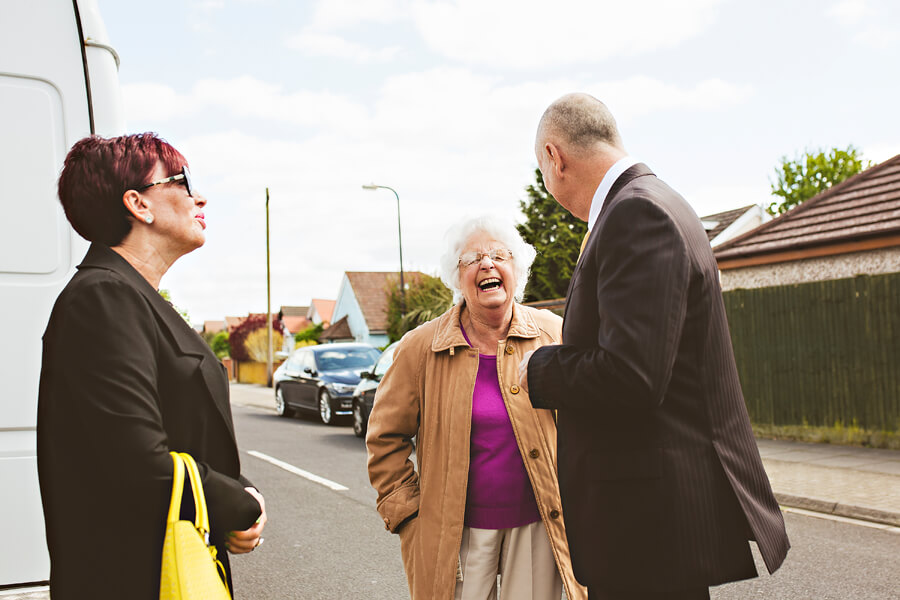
left=361, top=371, right=373, bottom=380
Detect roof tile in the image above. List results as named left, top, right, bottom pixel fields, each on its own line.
left=715, top=155, right=900, bottom=261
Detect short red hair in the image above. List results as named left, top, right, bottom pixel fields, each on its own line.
left=57, top=133, right=186, bottom=246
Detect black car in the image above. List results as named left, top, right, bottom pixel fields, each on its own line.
left=273, top=343, right=381, bottom=425
left=351, top=341, right=399, bottom=437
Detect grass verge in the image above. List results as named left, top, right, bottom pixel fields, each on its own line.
left=753, top=421, right=900, bottom=450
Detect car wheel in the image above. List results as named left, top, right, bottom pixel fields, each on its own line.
left=318, top=390, right=334, bottom=425
left=275, top=387, right=293, bottom=418
left=352, top=401, right=366, bottom=438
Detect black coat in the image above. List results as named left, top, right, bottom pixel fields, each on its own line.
left=37, top=243, right=260, bottom=599
left=528, top=164, right=789, bottom=593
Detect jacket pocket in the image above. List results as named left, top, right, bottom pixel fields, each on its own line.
left=589, top=448, right=662, bottom=481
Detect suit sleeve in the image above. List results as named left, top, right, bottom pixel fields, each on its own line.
left=528, top=195, right=690, bottom=411
left=60, top=276, right=259, bottom=537
left=365, top=339, right=421, bottom=533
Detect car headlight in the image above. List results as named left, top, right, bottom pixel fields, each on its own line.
left=327, top=382, right=356, bottom=394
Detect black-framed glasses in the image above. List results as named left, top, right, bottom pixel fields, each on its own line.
left=134, top=165, right=194, bottom=197
left=458, top=248, right=513, bottom=268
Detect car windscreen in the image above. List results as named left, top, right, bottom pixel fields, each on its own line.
left=374, top=344, right=398, bottom=378
left=316, top=348, right=381, bottom=371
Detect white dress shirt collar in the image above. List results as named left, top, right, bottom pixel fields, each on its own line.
left=587, top=156, right=639, bottom=230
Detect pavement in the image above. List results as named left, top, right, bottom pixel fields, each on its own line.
left=3, top=385, right=897, bottom=598
left=756, top=438, right=900, bottom=528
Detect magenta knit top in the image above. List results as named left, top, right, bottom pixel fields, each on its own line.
left=461, top=325, right=541, bottom=529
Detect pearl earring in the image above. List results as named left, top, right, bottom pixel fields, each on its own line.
left=145, top=215, right=154, bottom=224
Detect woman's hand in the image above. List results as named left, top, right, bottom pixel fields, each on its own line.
left=226, top=487, right=267, bottom=554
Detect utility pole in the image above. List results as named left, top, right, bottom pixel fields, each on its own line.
left=266, top=187, right=273, bottom=387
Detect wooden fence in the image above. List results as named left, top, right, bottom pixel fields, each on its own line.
left=723, top=272, right=900, bottom=431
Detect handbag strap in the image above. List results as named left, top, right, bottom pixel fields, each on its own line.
left=166, top=452, right=186, bottom=525
left=178, top=452, right=212, bottom=537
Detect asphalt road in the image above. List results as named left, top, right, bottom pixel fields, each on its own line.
left=227, top=384, right=900, bottom=600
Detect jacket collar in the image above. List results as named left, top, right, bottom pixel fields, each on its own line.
left=78, top=244, right=203, bottom=357
left=430, top=301, right=542, bottom=353
left=77, top=243, right=237, bottom=442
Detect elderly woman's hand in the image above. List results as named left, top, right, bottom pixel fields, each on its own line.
left=226, top=487, right=267, bottom=554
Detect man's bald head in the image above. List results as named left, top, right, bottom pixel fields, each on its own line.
left=536, top=93, right=624, bottom=156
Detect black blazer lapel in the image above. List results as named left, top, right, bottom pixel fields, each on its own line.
left=562, top=163, right=655, bottom=325
left=77, top=244, right=237, bottom=442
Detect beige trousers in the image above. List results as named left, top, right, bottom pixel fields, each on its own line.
left=454, top=521, right=563, bottom=600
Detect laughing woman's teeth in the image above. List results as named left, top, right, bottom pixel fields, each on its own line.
left=478, top=278, right=502, bottom=291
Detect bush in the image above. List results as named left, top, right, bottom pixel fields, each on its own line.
left=210, top=331, right=230, bottom=359
left=294, top=323, right=324, bottom=344
left=244, top=328, right=285, bottom=362
left=229, top=314, right=285, bottom=362
left=386, top=273, right=453, bottom=342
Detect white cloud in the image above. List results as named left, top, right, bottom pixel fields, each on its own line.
left=853, top=25, right=899, bottom=48
left=308, top=0, right=407, bottom=30
left=863, top=142, right=900, bottom=163
left=827, top=0, right=899, bottom=48
left=125, top=70, right=752, bottom=320
left=195, top=0, right=225, bottom=10
left=409, top=0, right=723, bottom=68
left=587, top=77, right=753, bottom=122
left=684, top=183, right=770, bottom=220
left=285, top=31, right=400, bottom=63
left=827, top=0, right=871, bottom=24
left=122, top=83, right=184, bottom=122
left=123, top=77, right=369, bottom=132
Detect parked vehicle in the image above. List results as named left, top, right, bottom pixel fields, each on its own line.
left=0, top=0, right=123, bottom=586
left=274, top=343, right=381, bottom=425
left=352, top=341, right=399, bottom=437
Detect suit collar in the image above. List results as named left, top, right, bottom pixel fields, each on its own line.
left=430, top=301, right=541, bottom=353
left=78, top=243, right=237, bottom=441
left=581, top=162, right=654, bottom=251
left=587, top=156, right=640, bottom=230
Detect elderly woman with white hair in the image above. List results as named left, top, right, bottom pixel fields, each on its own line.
left=366, top=216, right=586, bottom=600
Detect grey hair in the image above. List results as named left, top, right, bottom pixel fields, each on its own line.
left=438, top=215, right=537, bottom=303
left=537, top=92, right=624, bottom=154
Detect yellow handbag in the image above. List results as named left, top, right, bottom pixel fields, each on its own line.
left=160, top=451, right=232, bottom=599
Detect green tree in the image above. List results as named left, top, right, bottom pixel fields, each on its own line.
left=294, top=323, right=324, bottom=344
left=386, top=274, right=453, bottom=343
left=768, top=146, right=873, bottom=215
left=159, top=288, right=190, bottom=324
left=210, top=330, right=230, bottom=359
left=517, top=168, right=587, bottom=301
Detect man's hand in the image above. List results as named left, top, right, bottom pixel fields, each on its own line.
left=226, top=487, right=267, bottom=554
left=518, top=350, right=535, bottom=394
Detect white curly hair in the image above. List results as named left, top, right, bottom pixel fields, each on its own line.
left=438, top=215, right=537, bottom=304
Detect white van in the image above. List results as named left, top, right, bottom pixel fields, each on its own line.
left=0, top=0, right=123, bottom=586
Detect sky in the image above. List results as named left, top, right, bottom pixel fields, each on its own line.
left=95, top=0, right=900, bottom=325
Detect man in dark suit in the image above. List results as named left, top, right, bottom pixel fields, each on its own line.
left=518, top=93, right=789, bottom=599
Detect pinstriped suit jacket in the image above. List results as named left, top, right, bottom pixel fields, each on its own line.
left=528, top=164, right=789, bottom=592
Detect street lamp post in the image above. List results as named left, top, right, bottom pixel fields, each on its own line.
left=362, top=183, right=405, bottom=312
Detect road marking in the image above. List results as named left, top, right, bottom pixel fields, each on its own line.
left=246, top=450, right=349, bottom=491
left=781, top=506, right=900, bottom=533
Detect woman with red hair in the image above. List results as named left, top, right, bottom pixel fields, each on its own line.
left=37, top=133, right=266, bottom=598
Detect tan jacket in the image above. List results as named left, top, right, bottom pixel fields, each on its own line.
left=366, top=302, right=587, bottom=600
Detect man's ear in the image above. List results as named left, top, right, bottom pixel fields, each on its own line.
left=122, top=189, right=153, bottom=224
left=545, top=142, right=566, bottom=177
